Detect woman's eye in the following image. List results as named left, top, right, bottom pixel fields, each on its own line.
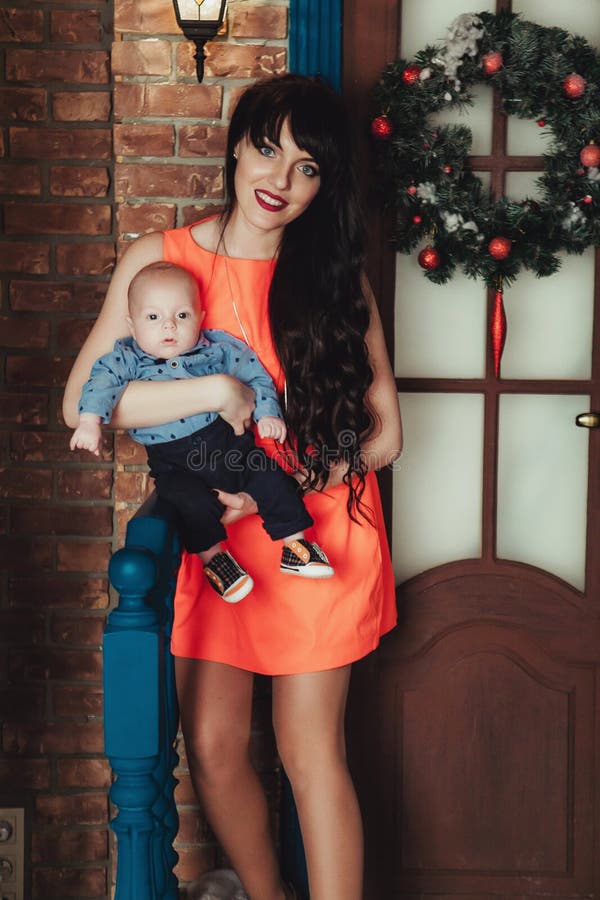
left=299, top=164, right=319, bottom=178
left=259, top=145, right=276, bottom=158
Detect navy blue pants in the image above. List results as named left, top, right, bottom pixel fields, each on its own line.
left=146, top=417, right=313, bottom=553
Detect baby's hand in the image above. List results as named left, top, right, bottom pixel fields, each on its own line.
left=70, top=415, right=102, bottom=456
left=257, top=416, right=287, bottom=442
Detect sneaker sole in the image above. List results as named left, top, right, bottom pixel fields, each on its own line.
left=222, top=574, right=254, bottom=603
left=280, top=565, right=334, bottom=579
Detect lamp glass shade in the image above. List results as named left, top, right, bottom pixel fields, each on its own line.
left=174, top=0, right=226, bottom=25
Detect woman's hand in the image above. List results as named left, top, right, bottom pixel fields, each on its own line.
left=215, top=490, right=258, bottom=525
left=217, top=375, right=256, bottom=436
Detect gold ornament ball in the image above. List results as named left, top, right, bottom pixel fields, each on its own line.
left=488, top=236, right=512, bottom=260
left=580, top=143, right=600, bottom=168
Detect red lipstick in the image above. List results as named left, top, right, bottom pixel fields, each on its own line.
left=255, top=189, right=288, bottom=212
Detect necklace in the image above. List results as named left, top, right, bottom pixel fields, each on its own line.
left=220, top=232, right=288, bottom=411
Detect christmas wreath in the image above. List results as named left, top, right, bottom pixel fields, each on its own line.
left=371, top=11, right=600, bottom=373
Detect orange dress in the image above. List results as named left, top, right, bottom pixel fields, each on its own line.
left=164, top=223, right=397, bottom=675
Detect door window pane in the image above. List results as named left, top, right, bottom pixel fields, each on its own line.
left=393, top=392, right=484, bottom=583
left=497, top=394, right=589, bottom=590
left=400, top=0, right=495, bottom=59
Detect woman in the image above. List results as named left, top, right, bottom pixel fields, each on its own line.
left=64, top=74, right=402, bottom=900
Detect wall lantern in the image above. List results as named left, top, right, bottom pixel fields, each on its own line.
left=172, top=0, right=228, bottom=83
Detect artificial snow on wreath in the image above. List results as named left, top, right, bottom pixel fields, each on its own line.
left=372, top=10, right=600, bottom=375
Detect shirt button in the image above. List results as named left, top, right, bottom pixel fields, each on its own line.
left=169, top=360, right=179, bottom=368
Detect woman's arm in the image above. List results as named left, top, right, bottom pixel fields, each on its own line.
left=62, top=232, right=256, bottom=434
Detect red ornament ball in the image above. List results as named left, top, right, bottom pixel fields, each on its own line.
left=488, top=236, right=512, bottom=260
left=583, top=195, right=593, bottom=205
left=407, top=185, right=418, bottom=196
left=371, top=115, right=393, bottom=141
left=418, top=246, right=441, bottom=271
left=482, top=51, right=503, bottom=75
left=537, top=119, right=546, bottom=128
left=580, top=143, right=600, bottom=168
left=412, top=215, right=422, bottom=224
left=402, top=64, right=422, bottom=85
left=563, top=73, right=586, bottom=99
left=577, top=168, right=585, bottom=176
left=443, top=165, right=452, bottom=174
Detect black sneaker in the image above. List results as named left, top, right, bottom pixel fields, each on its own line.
left=204, top=550, right=254, bottom=603
left=280, top=539, right=334, bottom=579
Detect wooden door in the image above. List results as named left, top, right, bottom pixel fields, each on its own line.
left=343, top=1, right=600, bottom=897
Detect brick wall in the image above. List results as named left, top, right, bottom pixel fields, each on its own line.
left=1, top=1, right=288, bottom=897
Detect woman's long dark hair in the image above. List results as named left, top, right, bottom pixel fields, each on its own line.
left=220, top=74, right=376, bottom=520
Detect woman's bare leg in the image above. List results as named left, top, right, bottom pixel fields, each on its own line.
left=176, top=658, right=287, bottom=900
left=272, top=666, right=363, bottom=900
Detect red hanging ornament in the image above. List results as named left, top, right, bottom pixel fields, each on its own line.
left=402, top=64, right=422, bottom=85
left=563, top=73, right=586, bottom=99
left=537, top=119, right=546, bottom=128
left=407, top=185, right=418, bottom=196
left=371, top=115, right=393, bottom=141
left=491, top=283, right=507, bottom=378
left=418, top=246, right=441, bottom=270
left=443, top=164, right=452, bottom=174
left=583, top=195, right=593, bottom=205
left=580, top=142, right=600, bottom=168
left=482, top=51, right=503, bottom=75
left=488, top=236, right=512, bottom=260
left=412, top=215, right=422, bottom=224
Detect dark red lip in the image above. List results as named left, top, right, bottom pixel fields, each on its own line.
left=255, top=189, right=288, bottom=212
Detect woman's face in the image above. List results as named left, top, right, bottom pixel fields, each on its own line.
left=232, top=119, right=321, bottom=237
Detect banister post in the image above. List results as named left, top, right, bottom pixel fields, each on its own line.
left=105, top=545, right=163, bottom=900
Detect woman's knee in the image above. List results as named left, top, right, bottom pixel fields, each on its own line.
left=275, top=723, right=347, bottom=792
left=184, top=721, right=250, bottom=787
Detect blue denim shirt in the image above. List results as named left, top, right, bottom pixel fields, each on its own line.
left=78, top=330, right=283, bottom=445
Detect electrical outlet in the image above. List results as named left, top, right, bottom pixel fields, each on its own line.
left=0, top=808, right=23, bottom=900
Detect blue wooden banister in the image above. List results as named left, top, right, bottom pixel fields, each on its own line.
left=104, top=494, right=181, bottom=900
left=104, top=493, right=309, bottom=899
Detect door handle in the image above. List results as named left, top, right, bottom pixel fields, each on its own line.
left=576, top=412, right=600, bottom=428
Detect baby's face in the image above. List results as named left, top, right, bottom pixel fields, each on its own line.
left=127, top=274, right=203, bottom=360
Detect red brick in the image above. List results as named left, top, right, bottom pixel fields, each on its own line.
left=50, top=165, right=110, bottom=197
left=53, top=90, right=111, bottom=123
left=176, top=808, right=212, bottom=843
left=6, top=49, right=109, bottom=84
left=179, top=42, right=286, bottom=79
left=0, top=610, right=45, bottom=644
left=32, top=867, right=107, bottom=899
left=57, top=469, right=113, bottom=500
left=32, top=829, right=108, bottom=865
left=0, top=467, right=52, bottom=499
left=115, top=162, right=222, bottom=200
left=230, top=6, right=287, bottom=39
left=182, top=204, right=218, bottom=227
left=0, top=8, right=43, bottom=42
left=9, top=574, right=108, bottom=609
left=56, top=758, right=111, bottom=789
left=174, top=845, right=218, bottom=883
left=56, top=540, right=112, bottom=572
left=114, top=83, right=221, bottom=120
left=5, top=202, right=111, bottom=236
left=56, top=316, right=94, bottom=350
left=115, top=432, right=147, bottom=465
left=115, top=0, right=178, bottom=35
left=11, top=431, right=113, bottom=463
left=50, top=613, right=105, bottom=646
left=50, top=9, right=102, bottom=44
left=56, top=242, right=116, bottom=276
left=0, top=758, right=49, bottom=791
left=174, top=771, right=199, bottom=805
left=0, top=242, right=49, bottom=274
left=10, top=126, right=111, bottom=160
left=0, top=314, right=49, bottom=347
left=53, top=684, right=104, bottom=717
left=0, top=538, right=52, bottom=572
left=10, top=280, right=107, bottom=313
left=0, top=86, right=47, bottom=121
left=117, top=202, right=176, bottom=236
left=179, top=124, right=228, bottom=159
left=6, top=355, right=74, bottom=387
left=0, top=685, right=44, bottom=720
left=11, top=503, right=112, bottom=537
left=35, top=793, right=108, bottom=826
left=0, top=162, right=41, bottom=195
left=113, top=123, right=174, bottom=157
left=0, top=393, right=47, bottom=425
left=8, top=647, right=103, bottom=683
left=112, top=38, right=172, bottom=76
left=115, top=471, right=150, bottom=503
